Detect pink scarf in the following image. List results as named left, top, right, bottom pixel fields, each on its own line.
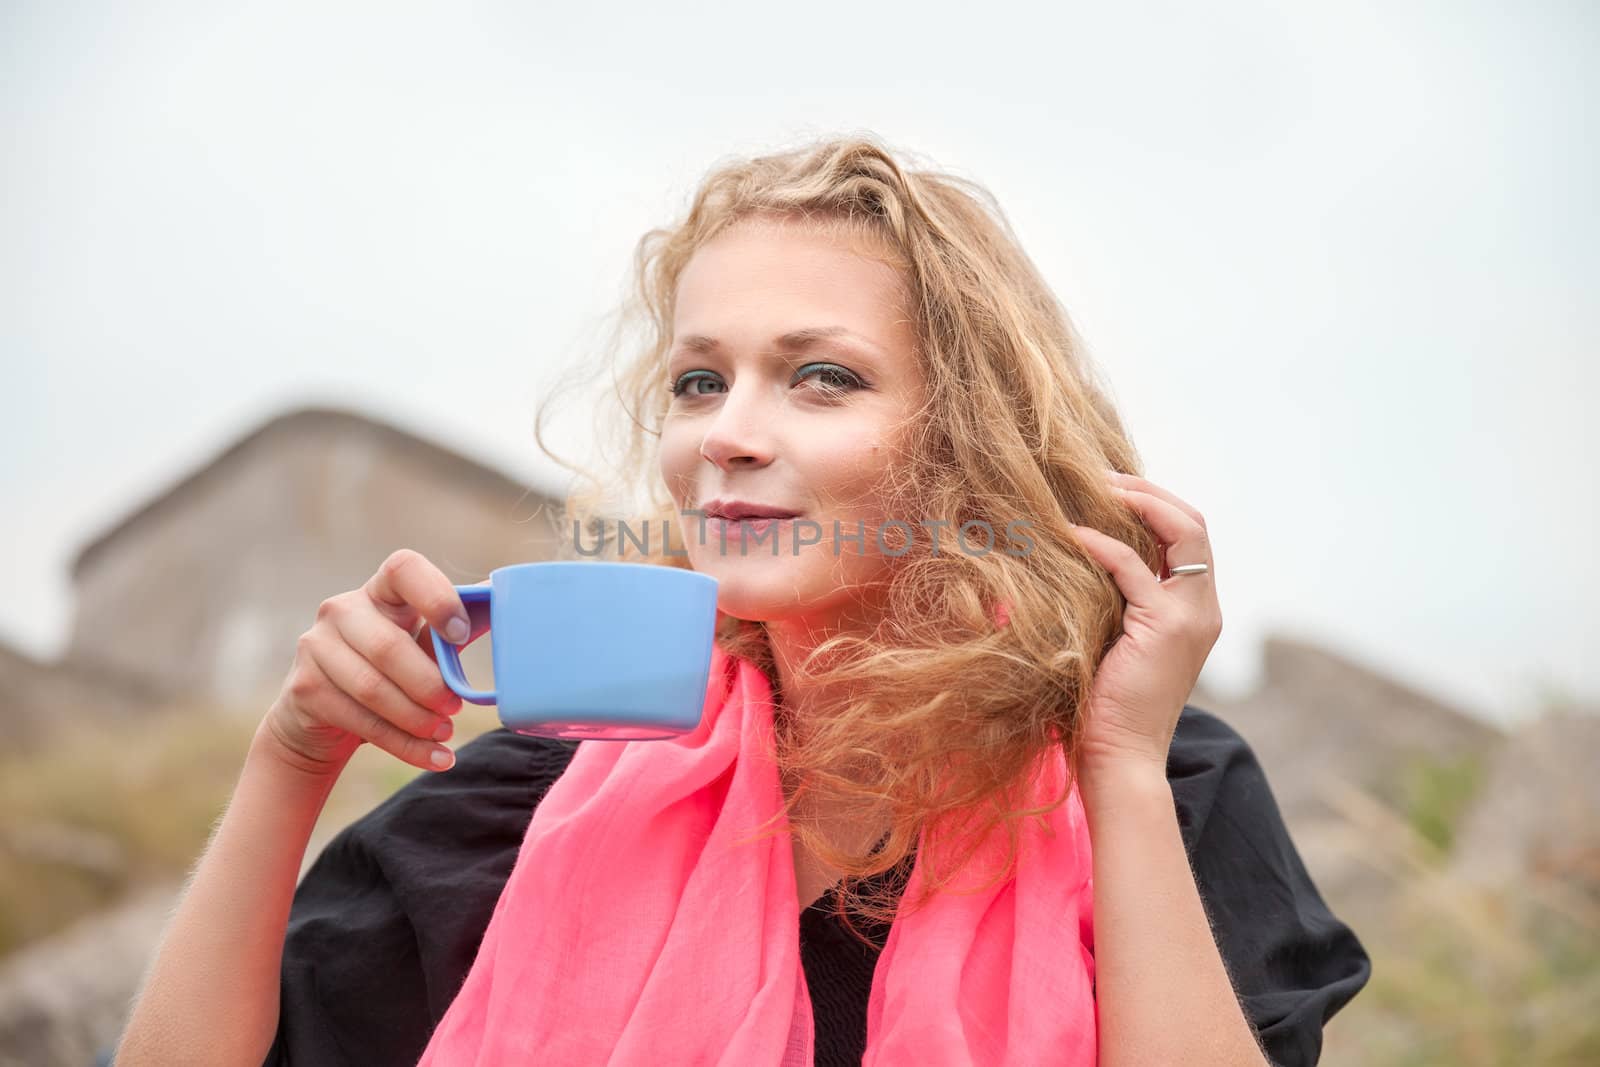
left=416, top=644, right=1098, bottom=1065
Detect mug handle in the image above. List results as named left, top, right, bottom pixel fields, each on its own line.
left=431, top=584, right=497, bottom=705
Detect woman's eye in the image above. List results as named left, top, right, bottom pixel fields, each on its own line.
left=668, top=371, right=724, bottom=397
left=796, top=363, right=864, bottom=393
left=668, top=363, right=865, bottom=399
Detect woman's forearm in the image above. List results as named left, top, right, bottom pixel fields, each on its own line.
left=1079, top=757, right=1271, bottom=1067
left=115, top=722, right=346, bottom=1066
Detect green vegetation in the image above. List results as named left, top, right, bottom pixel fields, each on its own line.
left=0, top=700, right=500, bottom=955
left=1345, top=874, right=1600, bottom=1065
left=1319, top=708, right=1600, bottom=1066
left=1403, top=750, right=1487, bottom=853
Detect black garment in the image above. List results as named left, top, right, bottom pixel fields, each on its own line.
left=263, top=706, right=1370, bottom=1066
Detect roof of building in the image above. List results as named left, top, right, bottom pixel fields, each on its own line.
left=70, top=404, right=558, bottom=581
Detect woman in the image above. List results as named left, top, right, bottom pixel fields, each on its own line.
left=115, top=136, right=1370, bottom=1066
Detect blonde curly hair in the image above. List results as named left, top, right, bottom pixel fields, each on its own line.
left=531, top=132, right=1161, bottom=943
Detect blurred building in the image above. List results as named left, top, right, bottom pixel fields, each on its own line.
left=46, top=404, right=563, bottom=719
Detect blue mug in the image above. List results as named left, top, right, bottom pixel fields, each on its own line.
left=430, top=561, right=719, bottom=741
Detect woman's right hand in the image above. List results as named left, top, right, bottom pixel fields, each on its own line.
left=260, top=548, right=492, bottom=777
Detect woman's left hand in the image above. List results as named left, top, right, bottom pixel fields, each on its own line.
left=1067, top=470, right=1224, bottom=775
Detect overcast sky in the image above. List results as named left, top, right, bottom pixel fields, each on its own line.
left=3, top=1, right=1593, bottom=727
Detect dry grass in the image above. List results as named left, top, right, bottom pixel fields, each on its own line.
left=1316, top=771, right=1600, bottom=1065
left=0, top=698, right=504, bottom=956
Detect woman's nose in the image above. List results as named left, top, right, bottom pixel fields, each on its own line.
left=697, top=382, right=775, bottom=469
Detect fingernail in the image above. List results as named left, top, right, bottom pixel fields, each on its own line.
left=431, top=747, right=455, bottom=769
left=432, top=719, right=453, bottom=741
left=444, top=616, right=469, bottom=643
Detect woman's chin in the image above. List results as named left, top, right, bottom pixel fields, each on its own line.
left=710, top=592, right=801, bottom=623
left=690, top=551, right=885, bottom=625
left=702, top=572, right=813, bottom=623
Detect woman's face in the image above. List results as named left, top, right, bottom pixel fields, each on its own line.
left=659, top=219, right=925, bottom=627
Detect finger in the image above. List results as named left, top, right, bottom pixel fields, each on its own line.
left=364, top=549, right=472, bottom=643
left=336, top=603, right=465, bottom=717
left=411, top=584, right=492, bottom=660
left=307, top=624, right=456, bottom=743
left=297, top=651, right=457, bottom=771
left=1106, top=470, right=1206, bottom=530
left=1109, top=487, right=1214, bottom=589
left=1067, top=523, right=1164, bottom=610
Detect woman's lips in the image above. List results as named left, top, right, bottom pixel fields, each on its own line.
left=704, top=515, right=799, bottom=544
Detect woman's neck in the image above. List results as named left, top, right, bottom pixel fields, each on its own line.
left=763, top=610, right=897, bottom=896
left=763, top=593, right=890, bottom=731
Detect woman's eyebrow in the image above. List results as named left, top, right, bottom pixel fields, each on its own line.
left=671, top=326, right=886, bottom=358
